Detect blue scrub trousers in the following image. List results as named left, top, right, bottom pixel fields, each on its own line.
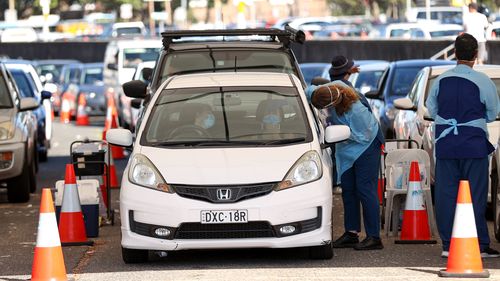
left=340, top=138, right=381, bottom=238
left=435, top=157, right=490, bottom=251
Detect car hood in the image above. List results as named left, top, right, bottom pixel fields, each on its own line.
left=139, top=144, right=313, bottom=185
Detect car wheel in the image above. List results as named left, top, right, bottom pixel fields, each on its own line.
left=308, top=243, right=333, bottom=260
left=7, top=153, right=31, bottom=203
left=122, top=247, right=149, bottom=263
left=29, top=156, right=37, bottom=193
left=39, top=150, right=48, bottom=162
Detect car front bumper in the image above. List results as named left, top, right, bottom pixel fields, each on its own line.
left=120, top=176, right=333, bottom=251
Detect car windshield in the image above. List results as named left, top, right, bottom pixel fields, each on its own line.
left=122, top=48, right=160, bottom=68
left=142, top=86, right=311, bottom=146
left=116, top=27, right=142, bottom=36
left=390, top=67, right=422, bottom=97
left=11, top=71, right=35, bottom=98
left=353, top=70, right=385, bottom=94
left=0, top=74, right=13, bottom=108
left=301, top=66, right=328, bottom=85
left=36, top=64, right=64, bottom=82
left=82, top=67, right=103, bottom=84
left=429, top=30, right=461, bottom=37
left=158, top=50, right=297, bottom=87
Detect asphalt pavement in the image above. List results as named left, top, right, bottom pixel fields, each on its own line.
left=0, top=120, right=500, bottom=280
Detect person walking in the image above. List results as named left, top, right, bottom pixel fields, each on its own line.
left=463, top=2, right=490, bottom=64
left=306, top=80, right=384, bottom=250
left=426, top=33, right=500, bottom=258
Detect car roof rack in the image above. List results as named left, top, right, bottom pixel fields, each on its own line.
left=161, top=26, right=305, bottom=49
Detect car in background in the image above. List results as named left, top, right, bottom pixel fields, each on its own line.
left=348, top=61, right=389, bottom=94
left=406, top=6, right=463, bottom=25
left=486, top=21, right=500, bottom=40
left=364, top=59, right=455, bottom=138
left=5, top=61, right=53, bottom=162
left=299, top=63, right=330, bottom=85
left=383, top=23, right=463, bottom=39
left=77, top=63, right=107, bottom=116
left=393, top=64, right=500, bottom=220
left=103, top=39, right=162, bottom=130
left=0, top=63, right=39, bottom=202
left=132, top=61, right=156, bottom=83
left=0, top=27, right=38, bottom=42
left=106, top=71, right=350, bottom=263
left=55, top=62, right=84, bottom=116
left=110, top=22, right=147, bottom=38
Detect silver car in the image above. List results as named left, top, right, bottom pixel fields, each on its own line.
left=0, top=63, right=39, bottom=203
left=393, top=65, right=500, bottom=229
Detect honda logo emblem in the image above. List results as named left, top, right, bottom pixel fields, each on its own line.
left=216, top=189, right=231, bottom=200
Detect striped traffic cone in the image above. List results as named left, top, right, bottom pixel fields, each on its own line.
left=31, top=188, right=68, bottom=281
left=396, top=161, right=436, bottom=244
left=59, top=95, right=71, bottom=124
left=76, top=94, right=89, bottom=126
left=109, top=116, right=125, bottom=160
left=58, top=164, right=93, bottom=246
left=439, top=180, right=489, bottom=278
left=104, top=148, right=119, bottom=189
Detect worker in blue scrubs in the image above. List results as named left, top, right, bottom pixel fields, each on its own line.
left=307, top=81, right=384, bottom=250
left=426, top=33, right=500, bottom=258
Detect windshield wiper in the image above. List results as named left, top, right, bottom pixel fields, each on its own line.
left=150, top=140, right=263, bottom=147
left=261, top=137, right=306, bottom=146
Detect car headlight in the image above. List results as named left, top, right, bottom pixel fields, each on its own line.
left=275, top=151, right=322, bottom=191
left=128, top=154, right=173, bottom=193
left=0, top=121, right=13, bottom=140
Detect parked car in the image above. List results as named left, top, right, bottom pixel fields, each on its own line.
left=299, top=63, right=330, bottom=85
left=77, top=63, right=107, bottom=116
left=0, top=63, right=39, bottom=202
left=383, top=23, right=463, bottom=39
left=348, top=61, right=389, bottom=94
left=393, top=65, right=500, bottom=206
left=106, top=71, right=350, bottom=263
left=5, top=61, right=52, bottom=162
left=123, top=28, right=307, bottom=131
left=406, top=6, right=463, bottom=25
left=103, top=39, right=162, bottom=129
left=364, top=59, right=455, bottom=138
left=56, top=62, right=84, bottom=116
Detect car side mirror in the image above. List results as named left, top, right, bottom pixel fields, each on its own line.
left=19, top=97, right=40, bottom=111
left=322, top=125, right=351, bottom=148
left=41, top=90, right=52, bottom=100
left=107, top=63, right=118, bottom=70
left=123, top=80, right=147, bottom=99
left=364, top=90, right=381, bottom=99
left=131, top=98, right=142, bottom=109
left=141, top=67, right=153, bottom=82
left=311, top=76, right=330, bottom=86
left=106, top=128, right=133, bottom=147
left=393, top=97, right=416, bottom=111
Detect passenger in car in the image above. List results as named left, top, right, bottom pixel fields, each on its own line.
left=306, top=81, right=384, bottom=251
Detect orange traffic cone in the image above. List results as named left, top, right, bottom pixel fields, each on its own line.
left=395, top=161, right=436, bottom=244
left=58, top=164, right=93, bottom=246
left=60, top=95, right=71, bottom=124
left=109, top=117, right=125, bottom=160
left=439, top=180, right=489, bottom=278
left=104, top=148, right=119, bottom=189
left=31, top=188, right=68, bottom=281
left=76, top=94, right=89, bottom=126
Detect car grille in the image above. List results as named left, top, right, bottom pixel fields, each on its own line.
left=175, top=221, right=275, bottom=239
left=171, top=182, right=276, bottom=203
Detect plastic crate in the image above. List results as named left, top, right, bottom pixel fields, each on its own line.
left=72, top=143, right=106, bottom=176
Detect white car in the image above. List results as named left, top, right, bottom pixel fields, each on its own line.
left=383, top=22, right=463, bottom=39
left=106, top=72, right=350, bottom=263
left=393, top=64, right=500, bottom=201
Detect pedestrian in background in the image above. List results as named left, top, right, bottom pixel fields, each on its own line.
left=426, top=33, right=500, bottom=258
left=463, top=2, right=489, bottom=64
left=306, top=80, right=384, bottom=250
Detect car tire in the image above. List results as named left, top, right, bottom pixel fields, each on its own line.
left=39, top=150, right=48, bottom=162
left=7, top=152, right=31, bottom=203
left=308, top=243, right=333, bottom=260
left=122, top=247, right=149, bottom=263
left=29, top=155, right=37, bottom=193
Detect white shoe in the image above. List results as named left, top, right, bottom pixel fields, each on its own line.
left=441, top=251, right=449, bottom=258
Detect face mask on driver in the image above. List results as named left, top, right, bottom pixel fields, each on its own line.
left=200, top=113, right=215, bottom=129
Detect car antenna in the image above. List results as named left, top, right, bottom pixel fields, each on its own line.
left=234, top=56, right=237, bottom=72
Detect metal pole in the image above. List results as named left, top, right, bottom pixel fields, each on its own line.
left=425, top=0, right=431, bottom=21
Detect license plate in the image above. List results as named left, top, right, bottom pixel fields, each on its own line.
left=200, top=210, right=248, bottom=224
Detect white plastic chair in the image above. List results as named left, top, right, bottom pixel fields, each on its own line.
left=383, top=149, right=437, bottom=237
